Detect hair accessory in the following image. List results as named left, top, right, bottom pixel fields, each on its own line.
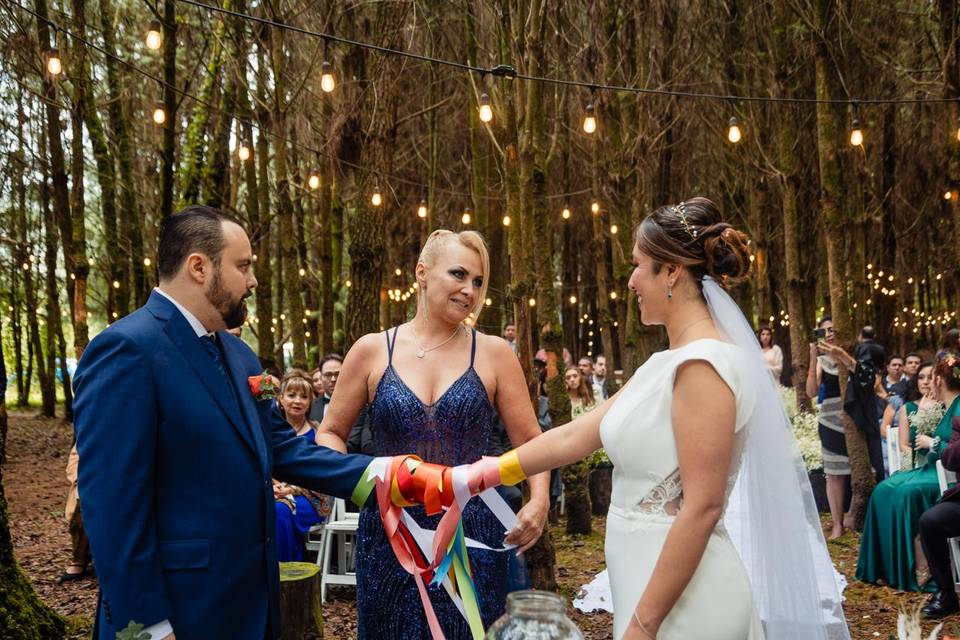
left=672, top=202, right=697, bottom=239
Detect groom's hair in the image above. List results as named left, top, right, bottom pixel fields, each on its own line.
left=158, top=205, right=242, bottom=281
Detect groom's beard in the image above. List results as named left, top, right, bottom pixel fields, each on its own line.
left=206, top=268, right=250, bottom=329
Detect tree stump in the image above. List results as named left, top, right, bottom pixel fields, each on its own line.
left=279, top=561, right=324, bottom=640
left=588, top=466, right=613, bottom=516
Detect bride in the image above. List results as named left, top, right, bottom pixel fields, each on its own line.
left=486, top=198, right=848, bottom=639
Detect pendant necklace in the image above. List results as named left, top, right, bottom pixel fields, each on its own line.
left=411, top=322, right=462, bottom=359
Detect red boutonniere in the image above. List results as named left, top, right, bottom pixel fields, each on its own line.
left=248, top=372, right=279, bottom=401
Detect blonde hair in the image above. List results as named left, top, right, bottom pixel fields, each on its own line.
left=417, top=229, right=490, bottom=325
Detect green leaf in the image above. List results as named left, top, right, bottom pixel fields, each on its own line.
left=116, top=621, right=151, bottom=640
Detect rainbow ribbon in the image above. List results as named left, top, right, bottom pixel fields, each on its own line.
left=352, top=452, right=527, bottom=640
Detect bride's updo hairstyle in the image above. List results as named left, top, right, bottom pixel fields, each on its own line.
left=417, top=229, right=490, bottom=324
left=635, top=196, right=752, bottom=288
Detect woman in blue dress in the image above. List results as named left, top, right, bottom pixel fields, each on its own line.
left=274, top=369, right=333, bottom=562
left=316, top=229, right=550, bottom=638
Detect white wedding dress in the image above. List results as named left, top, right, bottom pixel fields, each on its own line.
left=599, top=338, right=764, bottom=640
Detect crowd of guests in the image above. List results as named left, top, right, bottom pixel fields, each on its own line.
left=757, top=319, right=960, bottom=619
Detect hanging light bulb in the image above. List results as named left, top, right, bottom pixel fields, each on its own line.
left=238, top=143, right=251, bottom=161
left=946, top=190, right=954, bottom=201
left=478, top=93, right=493, bottom=123
left=569, top=295, right=577, bottom=305
left=45, top=48, right=62, bottom=76
left=502, top=214, right=511, bottom=226
left=152, top=101, right=166, bottom=124
left=582, top=103, right=597, bottom=134
left=320, top=61, right=336, bottom=93
left=462, top=208, right=472, bottom=225
left=561, top=205, right=571, bottom=220
left=528, top=298, right=536, bottom=307
left=727, top=116, right=742, bottom=143
left=417, top=199, right=428, bottom=218
left=308, top=172, right=320, bottom=190
left=145, top=20, right=163, bottom=50
left=849, top=117, right=863, bottom=147
left=371, top=181, right=382, bottom=207
left=591, top=201, right=600, bottom=214
left=610, top=223, right=619, bottom=234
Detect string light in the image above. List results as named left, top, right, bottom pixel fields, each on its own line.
left=371, top=181, right=382, bottom=207
left=727, top=116, right=742, bottom=143
left=238, top=141, right=251, bottom=161
left=45, top=47, right=62, bottom=76
left=478, top=93, right=493, bottom=123
left=569, top=295, right=577, bottom=304
left=591, top=201, right=600, bottom=214
left=849, top=113, right=863, bottom=147
left=298, top=267, right=306, bottom=277
left=582, top=103, right=597, bottom=134
left=145, top=20, right=162, bottom=50
left=308, top=172, right=320, bottom=190
left=946, top=190, right=954, bottom=201
left=395, top=268, right=402, bottom=276
left=152, top=101, right=166, bottom=124
left=320, top=61, right=336, bottom=93
left=485, top=298, right=492, bottom=306
left=502, top=214, right=511, bottom=226
left=417, top=199, right=428, bottom=218
left=462, top=208, right=472, bottom=224
left=562, top=205, right=571, bottom=220
left=528, top=298, right=536, bottom=307
left=112, top=280, right=120, bottom=289
left=609, top=223, right=618, bottom=234
left=237, top=120, right=252, bottom=161
left=610, top=291, right=618, bottom=300
left=143, top=257, right=152, bottom=266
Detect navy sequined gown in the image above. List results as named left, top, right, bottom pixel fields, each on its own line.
left=356, top=327, right=507, bottom=639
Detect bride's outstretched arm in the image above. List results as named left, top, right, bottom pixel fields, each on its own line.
left=625, top=360, right=735, bottom=639
left=507, top=384, right=626, bottom=478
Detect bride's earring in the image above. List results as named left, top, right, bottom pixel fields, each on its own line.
left=667, top=284, right=673, bottom=300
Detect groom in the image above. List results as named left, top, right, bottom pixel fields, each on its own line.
left=73, top=206, right=374, bottom=639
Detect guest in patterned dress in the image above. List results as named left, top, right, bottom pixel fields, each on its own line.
left=806, top=316, right=850, bottom=539
left=315, top=229, right=550, bottom=638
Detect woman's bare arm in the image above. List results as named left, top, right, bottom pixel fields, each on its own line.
left=314, top=334, right=378, bottom=452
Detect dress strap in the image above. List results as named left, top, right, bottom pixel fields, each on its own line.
left=386, top=327, right=400, bottom=364
left=469, top=328, right=477, bottom=368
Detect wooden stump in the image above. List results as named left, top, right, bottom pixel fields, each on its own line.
left=279, top=561, right=324, bottom=640
left=588, top=466, right=613, bottom=516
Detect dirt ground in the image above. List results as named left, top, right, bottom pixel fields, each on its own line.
left=5, top=408, right=960, bottom=639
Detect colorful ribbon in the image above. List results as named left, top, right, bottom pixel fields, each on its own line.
left=352, top=452, right=528, bottom=640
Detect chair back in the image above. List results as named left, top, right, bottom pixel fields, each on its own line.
left=937, top=459, right=957, bottom=496
left=887, top=427, right=901, bottom=475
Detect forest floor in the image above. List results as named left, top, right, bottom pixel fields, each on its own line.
left=5, top=408, right=960, bottom=639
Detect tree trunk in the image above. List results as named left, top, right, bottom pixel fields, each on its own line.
left=813, top=0, right=876, bottom=529
left=160, top=0, right=178, bottom=220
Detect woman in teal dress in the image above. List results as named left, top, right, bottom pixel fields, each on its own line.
left=857, top=359, right=956, bottom=591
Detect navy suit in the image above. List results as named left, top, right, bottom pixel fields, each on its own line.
left=73, top=291, right=372, bottom=639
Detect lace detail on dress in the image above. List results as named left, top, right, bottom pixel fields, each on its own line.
left=636, top=469, right=683, bottom=516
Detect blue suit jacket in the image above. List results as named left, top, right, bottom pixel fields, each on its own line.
left=73, top=291, right=373, bottom=639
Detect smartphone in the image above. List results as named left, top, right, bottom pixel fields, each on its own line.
left=813, top=328, right=826, bottom=341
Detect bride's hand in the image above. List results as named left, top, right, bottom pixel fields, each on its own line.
left=504, top=499, right=548, bottom=554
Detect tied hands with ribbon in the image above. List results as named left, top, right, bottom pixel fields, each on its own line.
left=354, top=451, right=530, bottom=640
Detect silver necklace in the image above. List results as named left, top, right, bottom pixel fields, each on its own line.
left=672, top=316, right=712, bottom=346
left=410, top=323, right=463, bottom=359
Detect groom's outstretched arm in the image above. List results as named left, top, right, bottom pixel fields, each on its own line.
left=269, top=403, right=374, bottom=499
left=73, top=331, right=173, bottom=631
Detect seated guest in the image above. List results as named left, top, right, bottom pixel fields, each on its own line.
left=919, top=414, right=960, bottom=618
left=882, top=354, right=906, bottom=396
left=274, top=369, right=333, bottom=562
left=564, top=365, right=596, bottom=417
left=856, top=356, right=959, bottom=592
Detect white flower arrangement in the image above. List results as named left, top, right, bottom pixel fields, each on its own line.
left=908, top=403, right=946, bottom=438
left=791, top=410, right=823, bottom=472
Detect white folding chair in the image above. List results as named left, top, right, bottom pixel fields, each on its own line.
left=887, top=427, right=901, bottom=475
left=935, top=460, right=960, bottom=586
left=317, top=498, right=360, bottom=602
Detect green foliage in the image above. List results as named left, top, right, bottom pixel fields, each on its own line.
left=115, top=622, right=150, bottom=640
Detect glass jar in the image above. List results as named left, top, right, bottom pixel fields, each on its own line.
left=485, top=590, right=584, bottom=640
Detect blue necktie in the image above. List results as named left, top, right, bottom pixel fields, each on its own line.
left=200, top=335, right=241, bottom=408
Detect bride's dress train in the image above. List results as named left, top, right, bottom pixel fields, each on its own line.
left=600, top=339, right=763, bottom=639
